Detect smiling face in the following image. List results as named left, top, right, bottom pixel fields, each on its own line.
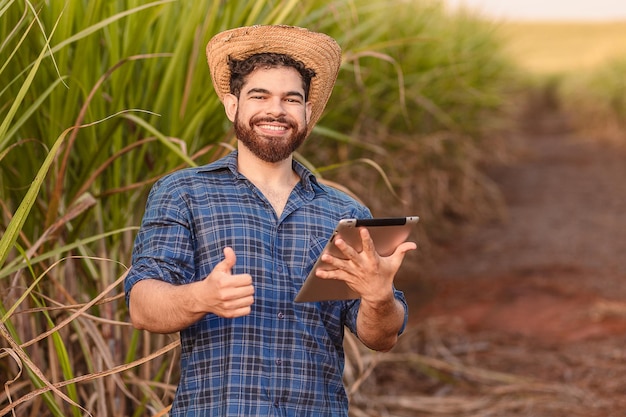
left=224, top=66, right=312, bottom=163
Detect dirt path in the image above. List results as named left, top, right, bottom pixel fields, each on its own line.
left=402, top=111, right=626, bottom=415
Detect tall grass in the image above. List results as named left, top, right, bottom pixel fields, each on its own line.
left=303, top=2, right=514, bottom=239
left=0, top=0, right=514, bottom=415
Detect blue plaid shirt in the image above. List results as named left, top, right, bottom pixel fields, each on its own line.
left=125, top=151, right=408, bottom=416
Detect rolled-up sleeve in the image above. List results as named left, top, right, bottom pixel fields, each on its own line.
left=124, top=178, right=196, bottom=307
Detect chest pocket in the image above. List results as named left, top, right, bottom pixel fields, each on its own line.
left=292, top=234, right=327, bottom=288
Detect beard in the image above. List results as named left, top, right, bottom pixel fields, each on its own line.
left=234, top=113, right=308, bottom=163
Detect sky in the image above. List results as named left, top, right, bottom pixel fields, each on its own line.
left=445, top=0, right=626, bottom=21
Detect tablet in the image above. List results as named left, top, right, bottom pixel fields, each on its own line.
left=294, top=216, right=419, bottom=303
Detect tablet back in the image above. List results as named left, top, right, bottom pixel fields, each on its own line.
left=294, top=216, right=419, bottom=302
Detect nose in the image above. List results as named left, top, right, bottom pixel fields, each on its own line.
left=265, top=97, right=286, bottom=116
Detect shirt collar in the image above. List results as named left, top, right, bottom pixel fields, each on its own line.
left=197, top=150, right=322, bottom=193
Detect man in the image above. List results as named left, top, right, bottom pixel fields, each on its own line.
left=125, top=25, right=416, bottom=416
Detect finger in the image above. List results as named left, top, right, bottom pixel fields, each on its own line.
left=359, top=227, right=376, bottom=255
left=315, top=266, right=345, bottom=279
left=222, top=305, right=253, bottom=318
left=321, top=251, right=349, bottom=267
left=229, top=274, right=254, bottom=290
left=213, top=247, right=236, bottom=274
left=394, top=241, right=417, bottom=256
left=216, top=292, right=254, bottom=317
left=386, top=242, right=417, bottom=270
left=332, top=237, right=359, bottom=260
left=223, top=290, right=255, bottom=306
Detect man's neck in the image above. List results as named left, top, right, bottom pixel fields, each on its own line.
left=236, top=145, right=297, bottom=187
left=236, top=145, right=300, bottom=217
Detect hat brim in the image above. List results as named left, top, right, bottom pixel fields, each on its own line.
left=206, top=25, right=342, bottom=134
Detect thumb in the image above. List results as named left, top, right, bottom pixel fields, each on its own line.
left=393, top=241, right=417, bottom=260
left=214, top=247, right=236, bottom=274
left=388, top=242, right=417, bottom=272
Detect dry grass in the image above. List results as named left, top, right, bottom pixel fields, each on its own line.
left=343, top=318, right=597, bottom=417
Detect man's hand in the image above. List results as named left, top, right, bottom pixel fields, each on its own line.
left=129, top=247, right=254, bottom=333
left=314, top=227, right=416, bottom=351
left=315, top=227, right=416, bottom=302
left=201, top=247, right=255, bottom=318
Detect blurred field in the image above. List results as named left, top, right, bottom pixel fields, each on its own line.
left=499, top=21, right=626, bottom=74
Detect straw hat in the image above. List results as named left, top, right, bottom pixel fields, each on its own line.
left=206, top=25, right=342, bottom=133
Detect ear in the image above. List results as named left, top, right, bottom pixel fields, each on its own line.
left=305, top=101, right=312, bottom=124
left=223, top=93, right=238, bottom=122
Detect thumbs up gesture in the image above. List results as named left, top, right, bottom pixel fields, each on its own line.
left=202, top=247, right=255, bottom=318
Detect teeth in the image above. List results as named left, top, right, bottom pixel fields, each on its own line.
left=259, top=124, right=286, bottom=131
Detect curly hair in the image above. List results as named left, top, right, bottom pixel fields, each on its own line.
left=228, top=53, right=316, bottom=100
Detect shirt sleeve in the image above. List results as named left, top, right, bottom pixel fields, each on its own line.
left=124, top=177, right=196, bottom=307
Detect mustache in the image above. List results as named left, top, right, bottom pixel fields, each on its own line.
left=250, top=116, right=297, bottom=128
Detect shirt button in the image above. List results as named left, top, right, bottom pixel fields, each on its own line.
left=276, top=265, right=283, bottom=272
left=277, top=312, right=284, bottom=319
left=275, top=359, right=282, bottom=365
